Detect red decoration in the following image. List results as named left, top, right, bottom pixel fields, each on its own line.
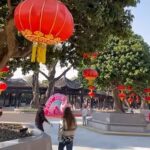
left=127, top=86, right=132, bottom=91
left=0, top=66, right=9, bottom=73
left=128, top=97, right=133, bottom=105
left=83, top=69, right=99, bottom=86
left=0, top=66, right=9, bottom=78
left=83, top=53, right=89, bottom=59
left=88, top=86, right=95, bottom=91
left=118, top=93, right=126, bottom=101
left=82, top=52, right=99, bottom=59
left=0, top=81, right=7, bottom=94
left=144, top=88, right=150, bottom=103
left=88, top=91, right=95, bottom=98
left=117, top=85, right=126, bottom=91
left=14, top=0, right=74, bottom=63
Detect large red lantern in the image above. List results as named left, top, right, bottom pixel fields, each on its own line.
left=82, top=69, right=99, bottom=86
left=0, top=81, right=7, bottom=94
left=14, top=0, right=74, bottom=63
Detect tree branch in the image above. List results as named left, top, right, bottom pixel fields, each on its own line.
left=54, top=65, right=72, bottom=81
left=39, top=70, right=49, bottom=80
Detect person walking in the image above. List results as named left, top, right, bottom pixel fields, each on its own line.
left=58, top=107, right=77, bottom=150
left=35, top=104, right=52, bottom=132
left=82, top=105, right=88, bottom=126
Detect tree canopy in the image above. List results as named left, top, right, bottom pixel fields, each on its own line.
left=0, top=0, right=140, bottom=69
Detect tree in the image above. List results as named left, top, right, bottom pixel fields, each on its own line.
left=94, top=34, right=150, bottom=111
left=0, top=0, right=140, bottom=68
left=0, top=0, right=140, bottom=107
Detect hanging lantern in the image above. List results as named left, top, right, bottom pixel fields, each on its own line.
left=88, top=85, right=95, bottom=91
left=118, top=93, right=126, bottom=101
left=127, top=97, right=133, bottom=105
left=88, top=90, right=95, bottom=98
left=0, top=81, right=7, bottom=94
left=117, top=85, right=126, bottom=91
left=14, top=0, right=74, bottom=63
left=83, top=53, right=89, bottom=59
left=91, top=52, right=99, bottom=59
left=127, top=86, right=132, bottom=91
left=82, top=52, right=99, bottom=59
left=82, top=69, right=99, bottom=86
left=0, top=66, right=9, bottom=78
left=144, top=88, right=150, bottom=103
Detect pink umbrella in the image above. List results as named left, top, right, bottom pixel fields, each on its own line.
left=44, top=93, right=69, bottom=117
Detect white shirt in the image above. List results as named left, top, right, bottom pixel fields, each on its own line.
left=82, top=108, right=88, bottom=117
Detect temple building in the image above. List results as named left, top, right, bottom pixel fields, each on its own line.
left=0, top=77, right=113, bottom=109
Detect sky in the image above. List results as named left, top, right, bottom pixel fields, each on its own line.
left=131, top=0, right=150, bottom=45
left=12, top=0, right=150, bottom=80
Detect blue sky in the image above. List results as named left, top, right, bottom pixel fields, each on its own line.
left=131, top=0, right=150, bottom=45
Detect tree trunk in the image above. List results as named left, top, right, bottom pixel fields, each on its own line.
left=112, top=88, right=125, bottom=113
left=44, top=61, right=57, bottom=101
left=30, top=71, right=40, bottom=108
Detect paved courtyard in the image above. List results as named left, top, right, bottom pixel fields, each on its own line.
left=1, top=112, right=150, bottom=150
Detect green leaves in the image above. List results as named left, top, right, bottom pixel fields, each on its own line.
left=96, top=33, right=150, bottom=91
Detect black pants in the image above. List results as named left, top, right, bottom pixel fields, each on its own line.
left=58, top=141, right=73, bottom=150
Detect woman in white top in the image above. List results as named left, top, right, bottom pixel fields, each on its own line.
left=58, top=107, right=77, bottom=150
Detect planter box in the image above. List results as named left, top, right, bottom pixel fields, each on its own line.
left=87, top=112, right=148, bottom=133
left=0, top=124, right=52, bottom=150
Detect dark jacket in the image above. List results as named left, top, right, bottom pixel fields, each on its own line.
left=35, top=108, right=48, bottom=126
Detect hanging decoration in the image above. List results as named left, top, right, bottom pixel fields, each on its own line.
left=0, top=66, right=9, bottom=78
left=14, top=0, right=74, bottom=63
left=117, top=85, right=126, bottom=101
left=144, top=88, right=150, bottom=103
left=82, top=68, right=99, bottom=86
left=88, top=90, right=95, bottom=98
left=0, top=81, right=7, bottom=94
left=82, top=52, right=99, bottom=60
left=88, top=86, right=95, bottom=98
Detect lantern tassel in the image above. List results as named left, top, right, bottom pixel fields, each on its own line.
left=31, top=42, right=38, bottom=62
left=37, top=44, right=46, bottom=64
left=87, top=79, right=94, bottom=86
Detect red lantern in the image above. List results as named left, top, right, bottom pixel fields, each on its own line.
left=117, top=85, right=126, bottom=91
left=83, top=69, right=99, bottom=86
left=14, top=0, right=74, bottom=63
left=92, top=52, right=99, bottom=59
left=88, top=91, right=95, bottom=98
left=0, top=66, right=9, bottom=73
left=83, top=53, right=89, bottom=59
left=144, top=88, right=150, bottom=103
left=88, top=85, right=95, bottom=91
left=118, top=93, right=126, bottom=101
left=127, top=86, right=132, bottom=91
left=128, top=97, right=133, bottom=105
left=0, top=66, right=9, bottom=78
left=0, top=81, right=7, bottom=94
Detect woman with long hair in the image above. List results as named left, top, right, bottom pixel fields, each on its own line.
left=58, top=107, right=77, bottom=150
